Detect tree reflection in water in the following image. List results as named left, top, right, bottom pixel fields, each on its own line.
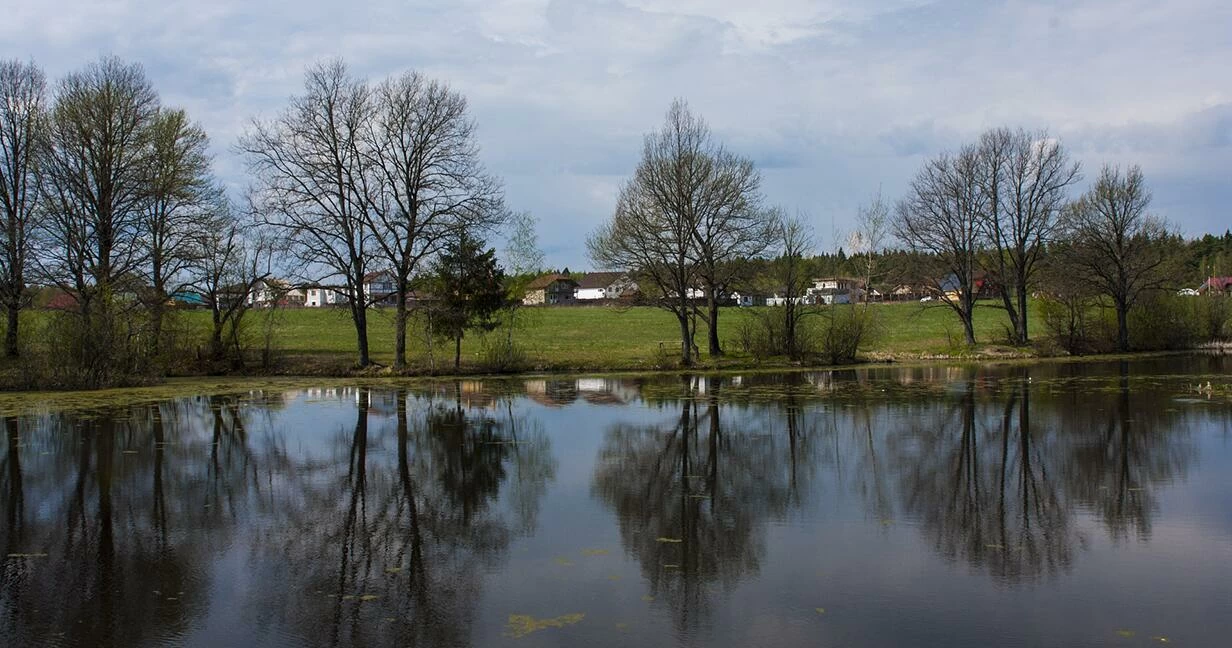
left=883, top=365, right=1193, bottom=583
left=592, top=376, right=811, bottom=631
left=0, top=386, right=555, bottom=648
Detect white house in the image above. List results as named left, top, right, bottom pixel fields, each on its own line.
left=729, top=291, right=767, bottom=307
left=305, top=286, right=347, bottom=307
left=247, top=279, right=305, bottom=308
left=363, top=270, right=397, bottom=306
left=766, top=294, right=810, bottom=306
left=575, top=272, right=638, bottom=300
left=807, top=277, right=864, bottom=305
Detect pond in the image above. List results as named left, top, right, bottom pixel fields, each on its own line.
left=2, top=355, right=1230, bottom=647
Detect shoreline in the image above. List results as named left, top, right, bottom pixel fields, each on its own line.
left=1, top=348, right=1226, bottom=417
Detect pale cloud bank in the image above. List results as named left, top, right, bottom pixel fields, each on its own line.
left=3, top=0, right=1229, bottom=266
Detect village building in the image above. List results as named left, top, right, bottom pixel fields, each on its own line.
left=1198, top=276, right=1232, bottom=295
left=575, top=272, right=638, bottom=300
left=807, top=277, right=865, bottom=305
left=363, top=270, right=398, bottom=306
left=305, top=285, right=347, bottom=307
left=247, top=279, right=305, bottom=308
left=730, top=291, right=768, bottom=307
left=523, top=273, right=579, bottom=305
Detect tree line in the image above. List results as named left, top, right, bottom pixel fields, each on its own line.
left=588, top=102, right=1230, bottom=363
left=0, top=56, right=515, bottom=387
left=2, top=56, right=1226, bottom=386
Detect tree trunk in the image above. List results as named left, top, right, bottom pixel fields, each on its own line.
left=394, top=278, right=409, bottom=369
left=150, top=300, right=165, bottom=356
left=999, top=286, right=1022, bottom=345
left=1115, top=300, right=1130, bottom=352
left=210, top=310, right=224, bottom=361
left=454, top=334, right=462, bottom=371
left=707, top=293, right=723, bottom=357
left=677, top=313, right=693, bottom=366
left=962, top=293, right=976, bottom=346
left=353, top=303, right=371, bottom=367
left=1016, top=285, right=1030, bottom=343
left=785, top=304, right=797, bottom=360
left=4, top=303, right=18, bottom=358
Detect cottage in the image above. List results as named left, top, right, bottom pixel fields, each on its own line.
left=523, top=273, right=579, bottom=305
left=807, top=277, right=864, bottom=305
left=575, top=272, right=637, bottom=300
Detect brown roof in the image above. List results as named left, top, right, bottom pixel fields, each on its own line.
left=363, top=270, right=395, bottom=282
left=576, top=271, right=626, bottom=290
left=525, top=273, right=577, bottom=290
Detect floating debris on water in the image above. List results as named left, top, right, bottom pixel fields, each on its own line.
left=581, top=548, right=609, bottom=557
left=504, top=613, right=585, bottom=638
left=655, top=537, right=682, bottom=543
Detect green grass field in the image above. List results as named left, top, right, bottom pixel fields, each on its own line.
left=167, top=299, right=1042, bottom=373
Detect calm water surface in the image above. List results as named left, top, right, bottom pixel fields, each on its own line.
left=2, top=356, right=1231, bottom=647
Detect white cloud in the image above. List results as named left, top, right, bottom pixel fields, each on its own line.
left=2, top=0, right=1229, bottom=265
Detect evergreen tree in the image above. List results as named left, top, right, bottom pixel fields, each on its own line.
left=428, top=232, right=511, bottom=370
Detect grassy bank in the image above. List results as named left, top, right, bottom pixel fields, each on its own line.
left=163, top=300, right=1044, bottom=375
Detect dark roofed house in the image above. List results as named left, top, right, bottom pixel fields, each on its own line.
left=523, top=273, right=578, bottom=305
left=575, top=272, right=637, bottom=301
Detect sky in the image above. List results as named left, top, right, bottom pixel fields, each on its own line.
left=4, top=0, right=1230, bottom=269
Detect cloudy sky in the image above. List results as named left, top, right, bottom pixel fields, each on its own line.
left=4, top=0, right=1230, bottom=267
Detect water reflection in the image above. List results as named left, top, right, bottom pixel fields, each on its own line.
left=593, top=377, right=816, bottom=631
left=0, top=356, right=1228, bottom=647
left=0, top=387, right=556, bottom=647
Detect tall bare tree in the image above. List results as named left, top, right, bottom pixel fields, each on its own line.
left=1063, top=165, right=1171, bottom=352
left=589, top=100, right=716, bottom=365
left=189, top=198, right=272, bottom=364
left=976, top=128, right=1081, bottom=343
left=142, top=107, right=217, bottom=348
left=894, top=145, right=987, bottom=345
left=365, top=71, right=504, bottom=368
left=848, top=190, right=890, bottom=303
left=769, top=213, right=814, bottom=359
left=240, top=60, right=378, bottom=366
left=683, top=105, right=770, bottom=356
left=0, top=60, right=46, bottom=357
left=37, top=56, right=158, bottom=325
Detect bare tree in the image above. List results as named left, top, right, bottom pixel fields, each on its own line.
left=499, top=209, right=544, bottom=352
left=976, top=128, right=1081, bottom=343
left=189, top=199, right=272, bottom=364
left=37, top=56, right=158, bottom=326
left=0, top=60, right=46, bottom=357
left=504, top=209, right=544, bottom=278
left=239, top=60, right=378, bottom=366
left=683, top=106, right=771, bottom=356
left=1063, top=165, right=1171, bottom=352
left=142, top=107, right=217, bottom=349
left=848, top=190, right=890, bottom=303
left=894, top=145, right=986, bottom=345
left=770, top=214, right=815, bottom=359
left=588, top=101, right=712, bottom=366
left=365, top=71, right=504, bottom=368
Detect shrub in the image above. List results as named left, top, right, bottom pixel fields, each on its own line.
left=818, top=305, right=878, bottom=364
